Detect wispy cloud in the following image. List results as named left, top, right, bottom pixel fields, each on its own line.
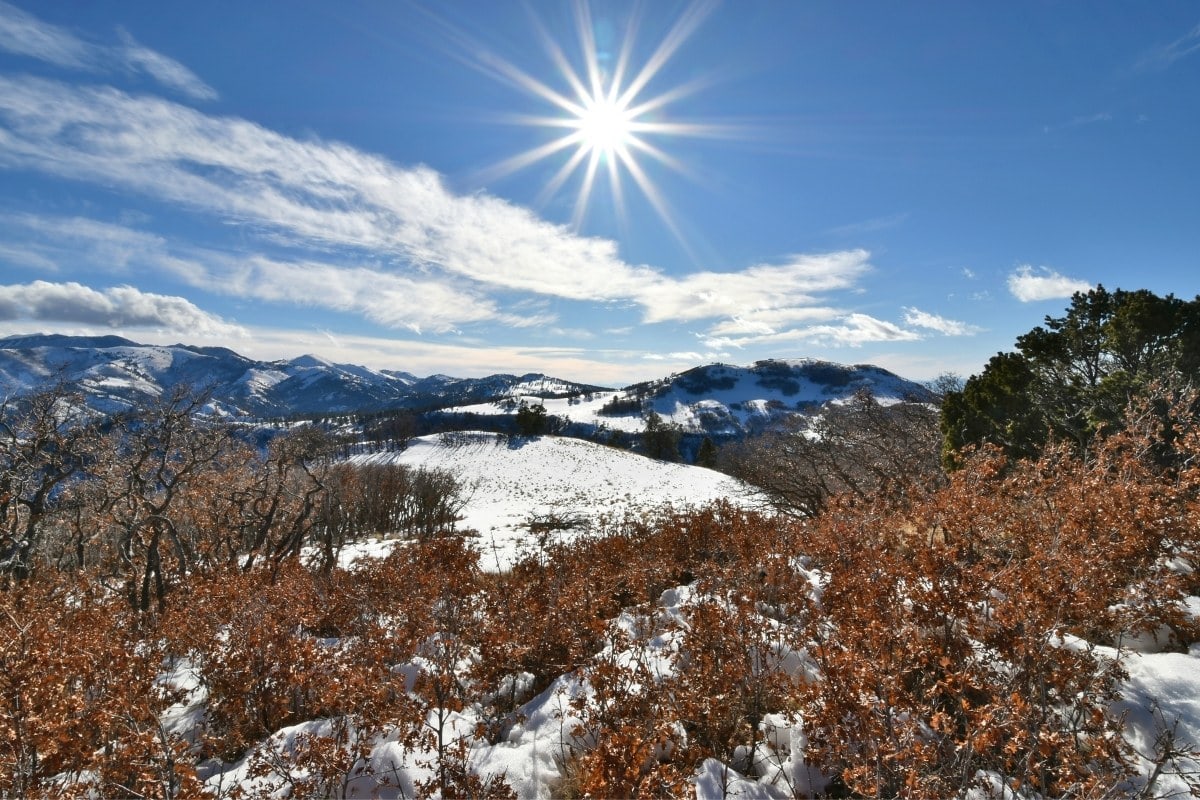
left=0, top=75, right=873, bottom=338
left=800, top=313, right=921, bottom=347
left=903, top=307, right=983, bottom=336
left=0, top=280, right=247, bottom=337
left=0, top=212, right=171, bottom=274
left=643, top=351, right=706, bottom=362
left=1006, top=265, right=1092, bottom=302
left=1137, top=22, right=1200, bottom=72
left=699, top=312, right=920, bottom=349
left=0, top=1, right=89, bottom=68
left=828, top=212, right=909, bottom=237
left=1042, top=112, right=1111, bottom=135
left=0, top=213, right=537, bottom=336
left=638, top=251, right=872, bottom=324
left=705, top=306, right=841, bottom=338
left=0, top=2, right=216, bottom=100
left=114, top=28, right=217, bottom=101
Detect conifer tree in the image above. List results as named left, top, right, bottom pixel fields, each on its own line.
left=942, top=286, right=1200, bottom=464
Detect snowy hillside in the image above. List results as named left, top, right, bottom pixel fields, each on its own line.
left=1, top=336, right=936, bottom=447
left=0, top=335, right=603, bottom=418
left=346, top=432, right=760, bottom=570
left=443, top=359, right=933, bottom=437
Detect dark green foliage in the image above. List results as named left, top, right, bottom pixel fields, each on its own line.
left=941, top=352, right=1045, bottom=464
left=676, top=366, right=738, bottom=395
left=942, top=286, right=1200, bottom=465
left=695, top=436, right=718, bottom=468
left=596, top=394, right=642, bottom=416
left=642, top=410, right=682, bottom=462
left=514, top=401, right=549, bottom=436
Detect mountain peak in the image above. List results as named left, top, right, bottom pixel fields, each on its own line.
left=0, top=336, right=926, bottom=428
left=288, top=354, right=334, bottom=369
left=0, top=333, right=141, bottom=350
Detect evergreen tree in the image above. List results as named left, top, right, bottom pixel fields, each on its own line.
left=642, top=410, right=681, bottom=462
left=942, top=286, right=1200, bottom=464
left=515, top=401, right=549, bottom=437
left=695, top=436, right=718, bottom=468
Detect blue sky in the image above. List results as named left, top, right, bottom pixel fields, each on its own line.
left=0, top=1, right=1197, bottom=385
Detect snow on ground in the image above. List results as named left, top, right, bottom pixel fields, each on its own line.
left=344, top=431, right=760, bottom=571
left=439, top=362, right=924, bottom=438
left=1113, top=641, right=1200, bottom=797
left=229, top=432, right=1200, bottom=797
left=442, top=392, right=648, bottom=433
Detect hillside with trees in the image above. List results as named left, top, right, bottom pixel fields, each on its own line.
left=2, top=289, right=1200, bottom=797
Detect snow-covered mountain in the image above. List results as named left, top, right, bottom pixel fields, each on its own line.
left=613, top=360, right=930, bottom=434
left=445, top=359, right=934, bottom=439
left=0, top=334, right=605, bottom=417
left=0, top=335, right=930, bottom=434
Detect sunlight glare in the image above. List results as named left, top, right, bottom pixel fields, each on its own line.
left=576, top=95, right=633, bottom=158
left=466, top=0, right=737, bottom=244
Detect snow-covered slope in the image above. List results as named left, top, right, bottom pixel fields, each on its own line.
left=444, top=359, right=934, bottom=438
left=347, top=432, right=760, bottom=570
left=0, top=335, right=602, bottom=418
left=1, top=336, right=931, bottom=441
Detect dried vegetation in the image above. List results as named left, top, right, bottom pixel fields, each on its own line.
left=2, top=381, right=1199, bottom=797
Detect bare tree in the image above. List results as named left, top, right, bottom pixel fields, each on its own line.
left=722, top=388, right=944, bottom=518
left=92, top=387, right=234, bottom=610
left=316, top=462, right=466, bottom=546
left=0, top=385, right=101, bottom=580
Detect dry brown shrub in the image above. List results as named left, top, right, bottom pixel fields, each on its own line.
left=0, top=574, right=201, bottom=798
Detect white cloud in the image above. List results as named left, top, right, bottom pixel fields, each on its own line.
left=1006, top=265, right=1092, bottom=302
left=0, top=1, right=89, bottom=68
left=641, top=351, right=707, bottom=362
left=1, top=212, right=169, bottom=274
left=639, top=251, right=871, bottom=324
left=0, top=3, right=216, bottom=100
left=0, top=213, right=550, bottom=335
left=697, top=312, right=921, bottom=349
left=0, top=242, right=59, bottom=273
left=828, top=212, right=909, bottom=236
left=1137, top=22, right=1200, bottom=72
left=1042, top=112, right=1112, bottom=135
left=902, top=307, right=983, bottom=336
left=546, top=327, right=596, bottom=341
left=799, top=313, right=922, bottom=347
left=0, top=280, right=247, bottom=338
left=705, top=306, right=842, bottom=337
left=696, top=335, right=743, bottom=351
left=115, top=29, right=217, bottom=101
left=0, top=75, right=871, bottom=330
left=222, top=256, right=524, bottom=335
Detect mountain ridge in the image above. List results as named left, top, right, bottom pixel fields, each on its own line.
left=0, top=334, right=611, bottom=417
left=0, top=334, right=931, bottom=429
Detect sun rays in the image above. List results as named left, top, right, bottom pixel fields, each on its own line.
left=467, top=0, right=734, bottom=241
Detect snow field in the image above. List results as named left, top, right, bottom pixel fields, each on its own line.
left=345, top=431, right=759, bottom=571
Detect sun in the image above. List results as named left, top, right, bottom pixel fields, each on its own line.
left=575, top=94, right=634, bottom=159
left=468, top=0, right=735, bottom=240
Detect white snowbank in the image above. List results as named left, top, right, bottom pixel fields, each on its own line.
left=344, top=432, right=759, bottom=571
